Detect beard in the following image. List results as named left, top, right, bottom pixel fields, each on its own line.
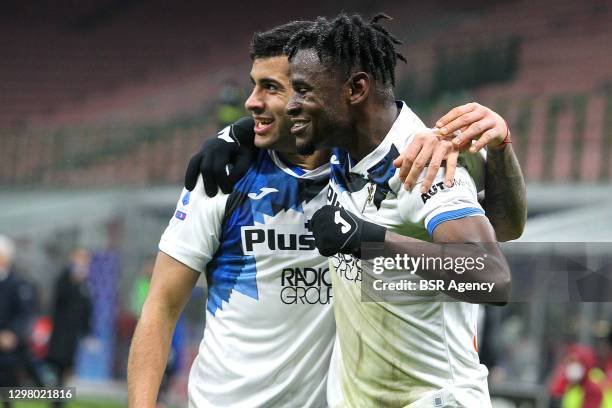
left=296, top=137, right=317, bottom=156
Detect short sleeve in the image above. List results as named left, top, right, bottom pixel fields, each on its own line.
left=397, top=166, right=485, bottom=238
left=158, top=176, right=228, bottom=273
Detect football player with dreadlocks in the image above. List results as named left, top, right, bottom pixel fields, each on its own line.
left=284, top=13, right=521, bottom=407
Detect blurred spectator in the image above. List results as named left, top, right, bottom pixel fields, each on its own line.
left=27, top=315, right=53, bottom=385
left=216, top=79, right=245, bottom=128
left=605, top=330, right=612, bottom=381
left=130, top=257, right=156, bottom=316
left=0, top=235, right=36, bottom=408
left=548, top=344, right=607, bottom=408
left=46, top=248, right=93, bottom=406
left=113, top=258, right=154, bottom=380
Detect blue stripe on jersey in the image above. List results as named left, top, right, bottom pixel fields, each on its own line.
left=426, top=207, right=485, bottom=237
left=365, top=145, right=400, bottom=209
left=205, top=150, right=325, bottom=316
left=206, top=196, right=258, bottom=316
left=330, top=148, right=355, bottom=193
left=248, top=152, right=306, bottom=223
left=292, top=165, right=306, bottom=176
left=330, top=146, right=399, bottom=210
left=275, top=152, right=307, bottom=176
left=366, top=145, right=399, bottom=185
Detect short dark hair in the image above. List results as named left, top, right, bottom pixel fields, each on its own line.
left=250, top=20, right=314, bottom=60
left=284, top=13, right=407, bottom=86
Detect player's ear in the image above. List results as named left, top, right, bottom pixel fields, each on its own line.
left=347, top=72, right=370, bottom=105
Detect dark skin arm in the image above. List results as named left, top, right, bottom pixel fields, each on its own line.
left=379, top=216, right=511, bottom=304
left=481, top=144, right=526, bottom=241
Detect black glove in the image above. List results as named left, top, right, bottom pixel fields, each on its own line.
left=308, top=205, right=386, bottom=258
left=184, top=116, right=257, bottom=197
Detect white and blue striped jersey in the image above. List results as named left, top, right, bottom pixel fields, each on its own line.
left=159, top=147, right=335, bottom=408
left=325, top=102, right=491, bottom=408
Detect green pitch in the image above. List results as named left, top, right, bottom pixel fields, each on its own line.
left=13, top=400, right=126, bottom=408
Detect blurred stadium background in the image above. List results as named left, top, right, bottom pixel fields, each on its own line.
left=1, top=0, right=611, bottom=406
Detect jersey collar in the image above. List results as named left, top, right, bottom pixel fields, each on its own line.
left=267, top=150, right=330, bottom=179
left=349, top=101, right=422, bottom=176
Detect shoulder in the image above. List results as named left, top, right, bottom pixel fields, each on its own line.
left=390, top=103, right=429, bottom=149
left=182, top=176, right=230, bottom=213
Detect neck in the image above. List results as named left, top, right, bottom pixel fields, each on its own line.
left=276, top=149, right=330, bottom=170
left=347, top=100, right=399, bottom=161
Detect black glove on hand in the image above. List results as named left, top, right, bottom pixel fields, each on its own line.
left=308, top=205, right=387, bottom=258
left=184, top=116, right=257, bottom=197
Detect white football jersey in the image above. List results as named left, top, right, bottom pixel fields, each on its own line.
left=159, top=148, right=335, bottom=408
left=326, top=102, right=491, bottom=408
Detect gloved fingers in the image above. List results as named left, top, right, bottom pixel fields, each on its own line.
left=202, top=152, right=218, bottom=198
left=310, top=205, right=336, bottom=229
left=189, top=124, right=252, bottom=196
left=342, top=208, right=361, bottom=230
left=213, top=148, right=238, bottom=194
left=318, top=247, right=338, bottom=257
left=200, top=140, right=225, bottom=197
left=231, top=117, right=256, bottom=147
left=227, top=146, right=256, bottom=185
left=184, top=151, right=203, bottom=191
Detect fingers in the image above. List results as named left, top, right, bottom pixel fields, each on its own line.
left=227, top=146, right=255, bottom=184
left=193, top=138, right=219, bottom=197
left=202, top=153, right=217, bottom=198
left=469, top=128, right=499, bottom=153
left=452, top=117, right=496, bottom=147
left=435, top=102, right=479, bottom=131
left=213, top=159, right=232, bottom=194
left=394, top=136, right=424, bottom=179
left=310, top=206, right=336, bottom=256
left=421, top=141, right=451, bottom=193
left=392, top=155, right=403, bottom=169
left=231, top=117, right=256, bottom=147
left=439, top=109, right=486, bottom=138
left=213, top=143, right=239, bottom=194
left=444, top=151, right=458, bottom=187
left=184, top=152, right=203, bottom=191
left=404, top=141, right=434, bottom=191
left=454, top=129, right=473, bottom=151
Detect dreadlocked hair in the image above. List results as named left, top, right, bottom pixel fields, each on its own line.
left=284, top=13, right=407, bottom=86
left=250, top=20, right=315, bottom=60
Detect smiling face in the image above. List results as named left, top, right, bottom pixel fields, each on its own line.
left=285, top=49, right=352, bottom=155
left=244, top=56, right=295, bottom=151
